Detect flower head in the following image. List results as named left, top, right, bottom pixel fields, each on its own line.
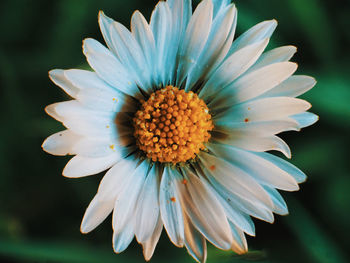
left=42, top=0, right=318, bottom=262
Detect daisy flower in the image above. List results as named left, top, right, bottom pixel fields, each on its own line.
left=42, top=0, right=318, bottom=262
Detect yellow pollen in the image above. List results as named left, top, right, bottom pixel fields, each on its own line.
left=133, top=86, right=214, bottom=164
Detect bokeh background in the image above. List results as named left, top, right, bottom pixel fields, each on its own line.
left=1, top=0, right=349, bottom=262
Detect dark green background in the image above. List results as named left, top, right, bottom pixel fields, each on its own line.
left=1, top=0, right=349, bottom=262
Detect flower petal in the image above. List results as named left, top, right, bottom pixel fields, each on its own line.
left=208, top=144, right=299, bottom=191
left=209, top=62, right=298, bottom=106
left=177, top=169, right=233, bottom=250
left=183, top=213, right=207, bottom=263
left=80, top=193, right=115, bottom=233
left=199, top=152, right=274, bottom=210
left=214, top=97, right=311, bottom=123
left=291, top=112, right=319, bottom=128
left=82, top=38, right=141, bottom=98
left=229, top=222, right=248, bottom=254
left=42, top=130, right=80, bottom=156
left=142, top=216, right=163, bottom=261
left=150, top=1, right=173, bottom=85
left=253, top=152, right=307, bottom=183
left=63, top=154, right=122, bottom=178
left=112, top=160, right=150, bottom=234
left=199, top=38, right=269, bottom=100
left=176, top=0, right=213, bottom=87
left=227, top=20, right=277, bottom=55
left=134, top=164, right=160, bottom=243
left=49, top=69, right=79, bottom=98
left=260, top=75, right=317, bottom=98
left=185, top=3, right=237, bottom=91
left=159, top=166, right=185, bottom=247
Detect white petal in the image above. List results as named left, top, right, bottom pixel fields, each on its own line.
left=52, top=101, right=118, bottom=138
left=229, top=222, right=248, bottom=254
left=63, top=154, right=121, bottom=178
left=109, top=19, right=152, bottom=93
left=212, top=0, right=231, bottom=17
left=210, top=62, right=298, bottom=106
left=213, top=134, right=291, bottom=158
left=183, top=213, right=207, bottom=263
left=262, top=186, right=288, bottom=215
left=45, top=103, right=63, bottom=121
left=214, top=119, right=300, bottom=137
left=76, top=87, right=135, bottom=113
left=134, top=164, right=160, bottom=243
left=42, top=130, right=80, bottom=156
left=178, top=169, right=233, bottom=250
left=142, top=216, right=163, bottom=261
left=159, top=166, right=184, bottom=247
left=112, top=160, right=149, bottom=234
left=214, top=97, right=311, bottom=123
left=113, top=222, right=134, bottom=253
left=131, top=11, right=156, bottom=84
left=72, top=137, right=132, bottom=158
left=253, top=152, right=307, bottom=183
left=260, top=75, right=317, bottom=98
left=49, top=69, right=79, bottom=98
left=208, top=144, right=299, bottom=191
left=185, top=4, right=237, bottom=91
left=198, top=157, right=274, bottom=223
left=80, top=193, right=115, bottom=233
left=167, top=0, right=192, bottom=84
left=247, top=45, right=297, bottom=73
left=291, top=112, right=319, bottom=128
left=227, top=20, right=277, bottom=56
left=150, top=1, right=173, bottom=85
left=176, top=0, right=213, bottom=87
left=199, top=152, right=274, bottom=210
left=82, top=38, right=140, bottom=98
left=199, top=38, right=269, bottom=100
left=97, top=155, right=140, bottom=201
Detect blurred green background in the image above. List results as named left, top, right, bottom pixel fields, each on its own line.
left=0, top=0, right=349, bottom=262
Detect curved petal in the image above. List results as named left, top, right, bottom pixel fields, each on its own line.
left=176, top=0, right=213, bottom=87
left=134, top=164, right=160, bottom=243
left=199, top=152, right=274, bottom=210
left=208, top=143, right=299, bottom=191
left=177, top=169, right=233, bottom=250
left=229, top=222, right=248, bottom=254
left=199, top=38, right=269, bottom=100
left=183, top=212, right=207, bottom=263
left=227, top=19, right=277, bottom=56
left=247, top=45, right=297, bottom=73
left=42, top=130, right=80, bottom=156
left=260, top=75, right=317, bottom=98
left=209, top=62, right=298, bottom=106
left=49, top=69, right=79, bottom=98
left=214, top=97, right=311, bottom=123
left=142, top=216, right=163, bottom=261
left=82, top=38, right=141, bottom=98
left=63, top=153, right=122, bottom=178
left=150, top=1, right=173, bottom=85
left=159, top=166, right=185, bottom=247
left=80, top=193, right=115, bottom=233
left=112, top=160, right=150, bottom=234
left=253, top=152, right=307, bottom=183
left=185, top=4, right=237, bottom=91
left=291, top=112, right=319, bottom=129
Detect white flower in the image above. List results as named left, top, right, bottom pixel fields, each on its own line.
left=42, top=0, right=318, bottom=262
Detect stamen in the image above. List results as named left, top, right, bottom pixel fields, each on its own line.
left=133, top=86, right=213, bottom=164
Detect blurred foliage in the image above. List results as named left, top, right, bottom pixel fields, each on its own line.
left=0, top=0, right=349, bottom=262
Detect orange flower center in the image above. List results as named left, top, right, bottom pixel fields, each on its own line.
left=133, top=86, right=213, bottom=164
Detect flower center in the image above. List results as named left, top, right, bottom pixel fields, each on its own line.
left=133, top=86, right=214, bottom=164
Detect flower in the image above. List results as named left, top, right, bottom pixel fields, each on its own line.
left=42, top=0, right=318, bottom=262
